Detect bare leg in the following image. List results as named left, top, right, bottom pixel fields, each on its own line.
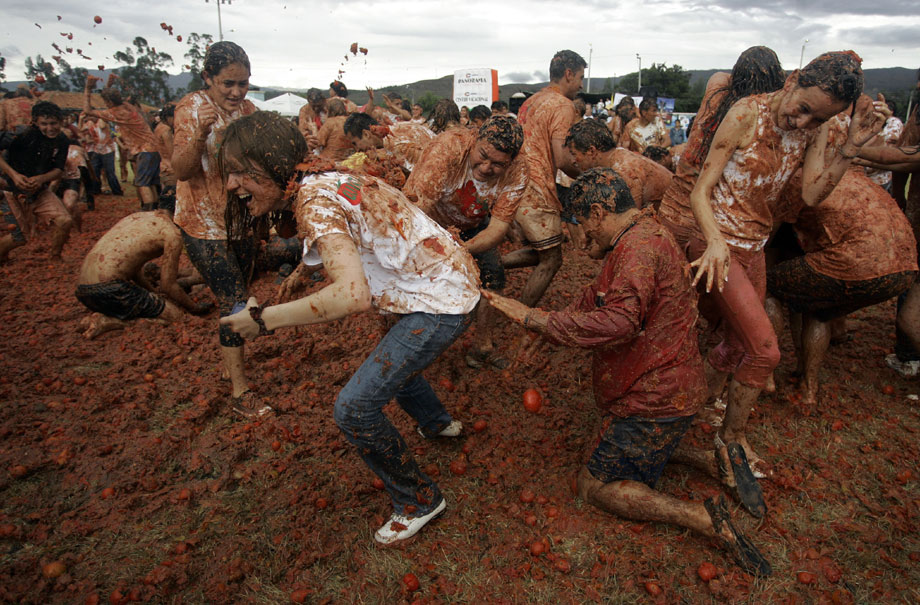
left=471, top=302, right=498, bottom=355
left=577, top=467, right=713, bottom=537
left=763, top=296, right=784, bottom=393
left=221, top=345, right=249, bottom=398
left=0, top=234, right=26, bottom=263
left=517, top=245, right=563, bottom=307
left=896, top=282, right=920, bottom=353
left=704, top=358, right=729, bottom=403
left=566, top=223, right=586, bottom=250
left=789, top=312, right=804, bottom=375
left=80, top=313, right=127, bottom=339
left=719, top=380, right=765, bottom=469
left=49, top=215, right=73, bottom=260
left=800, top=314, right=830, bottom=405
left=62, top=190, right=83, bottom=232
left=501, top=246, right=540, bottom=270
left=138, top=186, right=158, bottom=211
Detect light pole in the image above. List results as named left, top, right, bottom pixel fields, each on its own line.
left=799, top=39, right=809, bottom=69
left=636, top=53, right=641, bottom=94
left=204, top=0, right=232, bottom=41
left=586, top=43, right=593, bottom=93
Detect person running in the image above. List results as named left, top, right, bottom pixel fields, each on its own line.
left=565, top=118, right=672, bottom=209
left=484, top=168, right=771, bottom=577
left=217, top=112, right=480, bottom=544
left=170, top=41, right=258, bottom=415
left=82, top=80, right=160, bottom=210
left=404, top=116, right=528, bottom=369
left=686, top=51, right=888, bottom=511
left=0, top=101, right=73, bottom=262
left=502, top=49, right=584, bottom=307
left=76, top=211, right=212, bottom=339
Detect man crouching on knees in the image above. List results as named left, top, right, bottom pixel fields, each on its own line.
left=483, top=167, right=772, bottom=576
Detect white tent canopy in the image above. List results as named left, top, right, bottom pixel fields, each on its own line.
left=258, top=92, right=308, bottom=117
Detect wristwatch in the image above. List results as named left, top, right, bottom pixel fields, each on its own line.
left=248, top=305, right=274, bottom=337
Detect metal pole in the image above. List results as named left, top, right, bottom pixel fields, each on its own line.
left=217, top=0, right=224, bottom=41
left=636, top=54, right=641, bottom=93
left=586, top=43, right=593, bottom=93
left=799, top=39, right=808, bottom=69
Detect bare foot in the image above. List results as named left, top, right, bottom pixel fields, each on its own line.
left=80, top=313, right=127, bottom=339
left=733, top=435, right=772, bottom=479
left=764, top=372, right=776, bottom=394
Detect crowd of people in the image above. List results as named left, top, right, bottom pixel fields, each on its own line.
left=1, top=41, right=918, bottom=577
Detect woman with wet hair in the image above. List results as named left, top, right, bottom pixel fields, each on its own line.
left=660, top=46, right=786, bottom=244
left=683, top=51, right=889, bottom=513
left=170, top=41, right=260, bottom=416
left=430, top=98, right=463, bottom=134
left=607, top=97, right=636, bottom=143
left=216, top=111, right=481, bottom=545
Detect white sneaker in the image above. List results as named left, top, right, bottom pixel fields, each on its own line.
left=886, top=354, right=920, bottom=378
left=417, top=420, right=462, bottom=438
left=374, top=498, right=446, bottom=544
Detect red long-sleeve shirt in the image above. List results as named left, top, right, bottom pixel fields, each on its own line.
left=545, top=211, right=707, bottom=418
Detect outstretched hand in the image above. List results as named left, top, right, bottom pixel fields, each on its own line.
left=689, top=237, right=731, bottom=293
left=480, top=289, right=529, bottom=324
left=219, top=296, right=261, bottom=339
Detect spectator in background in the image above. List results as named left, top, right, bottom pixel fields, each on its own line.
left=670, top=117, right=687, bottom=146
left=469, top=105, right=492, bottom=129
left=460, top=106, right=470, bottom=127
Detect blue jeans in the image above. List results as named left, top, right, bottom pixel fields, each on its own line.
left=89, top=151, right=123, bottom=195
left=334, top=311, right=471, bottom=514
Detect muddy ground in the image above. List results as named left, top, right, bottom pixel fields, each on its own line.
left=1, top=193, right=918, bottom=604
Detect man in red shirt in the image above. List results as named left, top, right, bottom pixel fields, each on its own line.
left=484, top=168, right=771, bottom=577
left=502, top=50, right=583, bottom=307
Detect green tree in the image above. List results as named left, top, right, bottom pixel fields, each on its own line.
left=417, top=92, right=440, bottom=115
left=25, top=55, right=68, bottom=90
left=616, top=63, right=690, bottom=99
left=602, top=77, right=613, bottom=94
left=112, top=37, right=174, bottom=105
left=183, top=32, right=214, bottom=93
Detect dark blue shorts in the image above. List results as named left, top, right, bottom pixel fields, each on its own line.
left=134, top=152, right=161, bottom=188
left=587, top=414, right=695, bottom=487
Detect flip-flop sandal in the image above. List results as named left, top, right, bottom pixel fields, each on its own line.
left=715, top=435, right=767, bottom=519
left=704, top=495, right=772, bottom=577
left=231, top=391, right=273, bottom=418
left=465, top=349, right=510, bottom=370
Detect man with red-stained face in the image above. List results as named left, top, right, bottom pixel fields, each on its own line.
left=404, top=116, right=527, bottom=368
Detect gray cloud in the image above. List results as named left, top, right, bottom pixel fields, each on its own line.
left=839, top=25, right=920, bottom=48
left=696, top=0, right=918, bottom=17
left=503, top=71, right=534, bottom=83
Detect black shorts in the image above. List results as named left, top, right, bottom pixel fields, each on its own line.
left=134, top=152, right=161, bottom=188
left=767, top=256, right=916, bottom=322
left=459, top=217, right=506, bottom=291
left=75, top=280, right=165, bottom=320
left=61, top=178, right=81, bottom=193
left=587, top=414, right=694, bottom=487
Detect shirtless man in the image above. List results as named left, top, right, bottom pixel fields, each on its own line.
left=565, top=118, right=673, bottom=209
left=501, top=49, right=584, bottom=307
left=298, top=89, right=326, bottom=141
left=620, top=97, right=670, bottom=154
left=83, top=78, right=161, bottom=210
left=343, top=112, right=435, bottom=173
left=76, top=211, right=212, bottom=338
left=404, top=116, right=528, bottom=368
left=154, top=105, right=177, bottom=214
left=315, top=99, right=354, bottom=160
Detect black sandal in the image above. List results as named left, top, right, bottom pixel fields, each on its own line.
left=231, top=391, right=273, bottom=418
left=704, top=495, right=772, bottom=578
left=715, top=435, right=766, bottom=519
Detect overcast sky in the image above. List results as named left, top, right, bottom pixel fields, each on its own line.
left=2, top=1, right=918, bottom=91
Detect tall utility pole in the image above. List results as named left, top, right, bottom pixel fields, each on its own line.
left=799, top=39, right=809, bottom=69
left=586, top=43, right=593, bottom=93
left=636, top=53, right=642, bottom=93
left=205, top=0, right=230, bottom=41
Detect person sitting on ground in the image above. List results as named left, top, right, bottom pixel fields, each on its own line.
left=766, top=118, right=917, bottom=404
left=217, top=111, right=481, bottom=544
left=566, top=118, right=672, bottom=209
left=76, top=210, right=213, bottom=339
left=343, top=112, right=435, bottom=173
left=483, top=167, right=771, bottom=577
left=620, top=97, right=670, bottom=153
left=0, top=100, right=73, bottom=262
left=83, top=80, right=161, bottom=210
left=154, top=104, right=177, bottom=215
left=430, top=98, right=463, bottom=134
left=469, top=105, right=492, bottom=129
left=328, top=80, right=359, bottom=114
left=314, top=98, right=355, bottom=161
left=404, top=116, right=527, bottom=369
